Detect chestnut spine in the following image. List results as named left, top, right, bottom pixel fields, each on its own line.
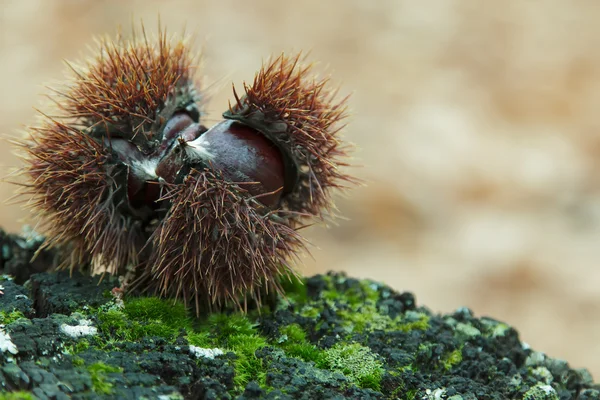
left=14, top=24, right=354, bottom=313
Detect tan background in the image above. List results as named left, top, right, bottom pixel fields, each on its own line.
left=1, top=0, right=599, bottom=378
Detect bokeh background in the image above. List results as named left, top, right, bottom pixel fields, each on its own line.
left=1, top=0, right=599, bottom=378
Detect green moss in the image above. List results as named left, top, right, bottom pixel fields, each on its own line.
left=279, top=324, right=324, bottom=364
left=227, top=333, right=268, bottom=388
left=96, top=297, right=192, bottom=345
left=321, top=343, right=384, bottom=391
left=442, top=347, right=463, bottom=371
left=279, top=275, right=308, bottom=304
left=124, top=297, right=189, bottom=327
left=345, top=280, right=380, bottom=306
left=196, top=313, right=268, bottom=390
left=314, top=275, right=428, bottom=337
left=63, top=338, right=90, bottom=355
left=280, top=323, right=306, bottom=342
left=96, top=309, right=131, bottom=341
left=186, top=331, right=212, bottom=347
left=299, top=304, right=321, bottom=319
left=397, top=313, right=430, bottom=332
left=337, top=306, right=429, bottom=335
left=0, top=310, right=26, bottom=325
left=0, top=392, right=34, bottom=400
left=207, top=313, right=257, bottom=339
left=72, top=356, right=85, bottom=367
left=87, top=362, right=123, bottom=395
left=338, top=304, right=391, bottom=332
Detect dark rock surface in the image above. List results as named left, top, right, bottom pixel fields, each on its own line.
left=0, top=230, right=598, bottom=399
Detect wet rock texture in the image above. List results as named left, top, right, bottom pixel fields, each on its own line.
left=0, top=232, right=598, bottom=399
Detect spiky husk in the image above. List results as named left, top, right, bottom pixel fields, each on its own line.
left=224, top=53, right=353, bottom=220
left=142, top=168, right=304, bottom=314
left=17, top=119, right=144, bottom=274
left=55, top=25, right=201, bottom=152
left=16, top=25, right=202, bottom=274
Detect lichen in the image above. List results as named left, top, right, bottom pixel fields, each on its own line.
left=0, top=270, right=598, bottom=399
left=321, top=343, right=384, bottom=391
left=523, top=384, right=560, bottom=400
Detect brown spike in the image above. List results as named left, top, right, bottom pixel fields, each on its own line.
left=138, top=169, right=304, bottom=315
left=12, top=23, right=356, bottom=315
left=224, top=52, right=356, bottom=220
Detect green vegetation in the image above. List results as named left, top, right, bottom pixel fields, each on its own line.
left=0, top=392, right=34, bottom=400
left=0, top=310, right=26, bottom=325
left=55, top=276, right=398, bottom=394
left=279, top=275, right=308, bottom=304
left=193, top=313, right=269, bottom=390
left=95, top=297, right=191, bottom=344
left=87, top=362, right=123, bottom=395
left=279, top=323, right=323, bottom=364
left=321, top=343, right=384, bottom=391
left=442, top=347, right=463, bottom=371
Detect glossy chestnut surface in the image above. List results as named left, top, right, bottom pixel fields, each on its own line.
left=198, top=120, right=285, bottom=207
left=113, top=113, right=286, bottom=210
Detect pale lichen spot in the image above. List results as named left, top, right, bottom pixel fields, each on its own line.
left=60, top=319, right=98, bottom=338
left=188, top=345, right=224, bottom=359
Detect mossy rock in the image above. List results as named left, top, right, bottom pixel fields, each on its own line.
left=0, top=231, right=598, bottom=399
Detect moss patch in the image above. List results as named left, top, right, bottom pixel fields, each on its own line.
left=0, top=310, right=25, bottom=325
left=87, top=362, right=123, bottom=395
left=442, top=347, right=463, bottom=371
left=94, top=297, right=191, bottom=345
left=320, top=343, right=384, bottom=391
left=0, top=393, right=34, bottom=400
left=278, top=323, right=323, bottom=364
left=1, top=270, right=598, bottom=399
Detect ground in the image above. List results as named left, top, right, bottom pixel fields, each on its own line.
left=0, top=230, right=598, bottom=400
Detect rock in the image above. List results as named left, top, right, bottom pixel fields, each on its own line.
left=0, top=230, right=598, bottom=399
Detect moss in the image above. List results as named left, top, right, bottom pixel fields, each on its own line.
left=72, top=356, right=85, bottom=367
left=299, top=304, right=321, bottom=319
left=315, top=274, right=428, bottom=336
left=207, top=313, right=257, bottom=339
left=0, top=392, right=34, bottom=400
left=0, top=310, right=26, bottom=325
left=405, top=389, right=419, bottom=400
left=280, top=323, right=306, bottom=343
left=227, top=333, right=268, bottom=389
left=279, top=275, right=308, bottom=304
left=345, top=280, right=380, bottom=306
left=95, top=296, right=191, bottom=345
left=338, top=305, right=391, bottom=332
left=442, top=347, right=463, bottom=371
left=279, top=324, right=324, bottom=364
left=63, top=338, right=90, bottom=355
left=124, top=297, right=189, bottom=327
left=87, top=362, right=123, bottom=395
left=397, top=313, right=430, bottom=332
left=337, top=306, right=429, bottom=334
left=320, top=343, right=384, bottom=391
left=195, top=313, right=268, bottom=390
left=186, top=331, right=212, bottom=347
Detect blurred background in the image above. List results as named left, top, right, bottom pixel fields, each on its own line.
left=1, top=0, right=599, bottom=378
